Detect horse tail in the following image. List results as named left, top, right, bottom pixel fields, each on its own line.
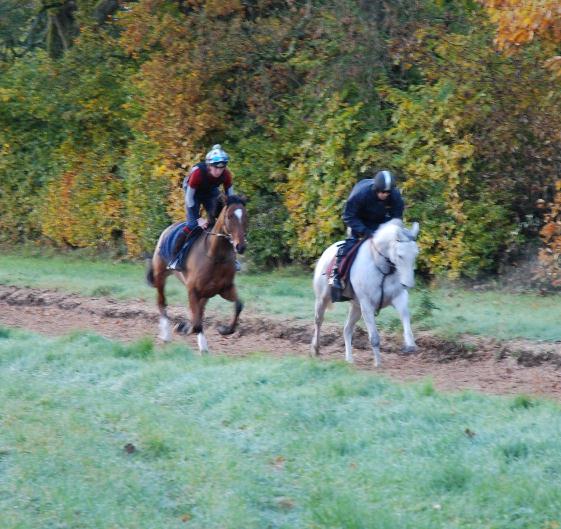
left=145, top=257, right=155, bottom=287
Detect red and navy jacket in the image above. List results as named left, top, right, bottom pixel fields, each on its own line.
left=182, top=162, right=233, bottom=195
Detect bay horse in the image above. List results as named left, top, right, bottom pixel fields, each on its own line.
left=311, top=219, right=420, bottom=367
left=146, top=195, right=248, bottom=353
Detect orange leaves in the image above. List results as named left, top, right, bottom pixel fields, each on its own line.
left=535, top=180, right=561, bottom=288
left=480, top=0, right=561, bottom=73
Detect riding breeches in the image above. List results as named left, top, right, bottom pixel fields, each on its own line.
left=185, top=189, right=220, bottom=231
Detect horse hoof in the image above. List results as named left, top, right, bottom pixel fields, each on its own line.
left=217, top=325, right=234, bottom=336
left=401, top=345, right=417, bottom=354
left=174, top=321, right=191, bottom=335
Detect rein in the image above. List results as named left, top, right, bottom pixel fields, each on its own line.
left=203, top=228, right=235, bottom=264
left=204, top=229, right=233, bottom=244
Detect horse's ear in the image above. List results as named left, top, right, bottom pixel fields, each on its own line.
left=400, top=222, right=419, bottom=241
left=238, top=193, right=248, bottom=205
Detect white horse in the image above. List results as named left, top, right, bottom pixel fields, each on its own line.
left=311, top=220, right=420, bottom=367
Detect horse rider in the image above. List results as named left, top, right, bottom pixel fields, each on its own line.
left=168, top=144, right=236, bottom=270
left=329, top=169, right=405, bottom=299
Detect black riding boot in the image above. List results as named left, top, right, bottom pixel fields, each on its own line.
left=329, top=251, right=345, bottom=302
left=329, top=265, right=343, bottom=290
left=329, top=237, right=356, bottom=302
left=167, top=228, right=192, bottom=270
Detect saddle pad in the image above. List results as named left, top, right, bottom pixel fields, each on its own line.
left=339, top=238, right=368, bottom=280
left=326, top=238, right=369, bottom=283
left=326, top=238, right=369, bottom=302
left=159, top=222, right=202, bottom=266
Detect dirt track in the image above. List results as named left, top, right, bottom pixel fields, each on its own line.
left=1, top=285, right=560, bottom=400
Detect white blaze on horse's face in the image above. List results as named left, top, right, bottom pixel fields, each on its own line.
left=225, top=204, right=248, bottom=254
left=392, top=239, right=419, bottom=289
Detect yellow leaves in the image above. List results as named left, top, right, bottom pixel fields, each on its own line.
left=204, top=0, right=243, bottom=17
left=40, top=152, right=126, bottom=250
left=544, top=56, right=561, bottom=76
left=0, top=88, right=13, bottom=103
left=154, top=164, right=169, bottom=178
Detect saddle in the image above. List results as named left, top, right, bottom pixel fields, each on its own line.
left=159, top=223, right=203, bottom=269
left=327, top=238, right=369, bottom=301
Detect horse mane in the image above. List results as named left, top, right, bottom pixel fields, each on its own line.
left=373, top=220, right=401, bottom=244
left=373, top=219, right=419, bottom=244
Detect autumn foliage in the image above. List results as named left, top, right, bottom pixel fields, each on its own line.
left=1, top=0, right=561, bottom=285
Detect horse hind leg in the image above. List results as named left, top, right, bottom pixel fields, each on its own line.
left=343, top=302, right=362, bottom=363
left=311, top=294, right=329, bottom=357
left=197, top=332, right=209, bottom=353
left=152, top=258, right=172, bottom=342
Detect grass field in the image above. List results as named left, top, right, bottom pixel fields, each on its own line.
left=1, top=327, right=561, bottom=529
left=0, top=253, right=560, bottom=341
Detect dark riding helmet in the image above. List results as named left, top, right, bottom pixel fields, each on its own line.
left=372, top=170, right=396, bottom=193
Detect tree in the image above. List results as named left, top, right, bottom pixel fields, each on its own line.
left=480, top=0, right=561, bottom=74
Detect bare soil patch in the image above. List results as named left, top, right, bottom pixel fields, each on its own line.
left=1, top=285, right=560, bottom=400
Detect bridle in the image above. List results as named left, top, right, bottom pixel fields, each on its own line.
left=204, top=229, right=234, bottom=245
left=372, top=241, right=396, bottom=276
left=203, top=203, right=247, bottom=255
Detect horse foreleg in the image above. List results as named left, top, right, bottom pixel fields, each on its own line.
left=188, top=292, right=209, bottom=353
left=359, top=300, right=382, bottom=367
left=311, top=294, right=329, bottom=357
left=392, top=290, right=417, bottom=353
left=218, top=285, right=243, bottom=335
left=153, top=263, right=172, bottom=342
left=343, top=302, right=362, bottom=363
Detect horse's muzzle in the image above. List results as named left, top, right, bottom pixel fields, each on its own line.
left=236, top=242, right=246, bottom=254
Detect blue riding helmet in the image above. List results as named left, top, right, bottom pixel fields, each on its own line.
left=205, top=144, right=229, bottom=165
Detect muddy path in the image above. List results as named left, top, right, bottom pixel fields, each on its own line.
left=1, top=285, right=560, bottom=400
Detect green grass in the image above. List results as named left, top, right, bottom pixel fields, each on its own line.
left=1, top=253, right=560, bottom=341
left=428, top=288, right=561, bottom=341
left=1, top=328, right=561, bottom=528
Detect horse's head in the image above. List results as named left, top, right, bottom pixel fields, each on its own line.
left=217, top=195, right=248, bottom=254
left=386, top=222, right=420, bottom=288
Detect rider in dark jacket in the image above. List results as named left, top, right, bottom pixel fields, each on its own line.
left=330, top=170, right=404, bottom=297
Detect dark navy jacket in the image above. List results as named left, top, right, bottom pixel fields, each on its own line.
left=342, top=178, right=404, bottom=238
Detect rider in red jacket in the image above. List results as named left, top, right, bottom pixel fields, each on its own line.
left=168, top=145, right=236, bottom=270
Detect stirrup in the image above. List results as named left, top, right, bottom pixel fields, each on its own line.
left=329, top=275, right=343, bottom=290
left=167, top=258, right=180, bottom=271
left=330, top=285, right=345, bottom=303
left=235, top=260, right=241, bottom=272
